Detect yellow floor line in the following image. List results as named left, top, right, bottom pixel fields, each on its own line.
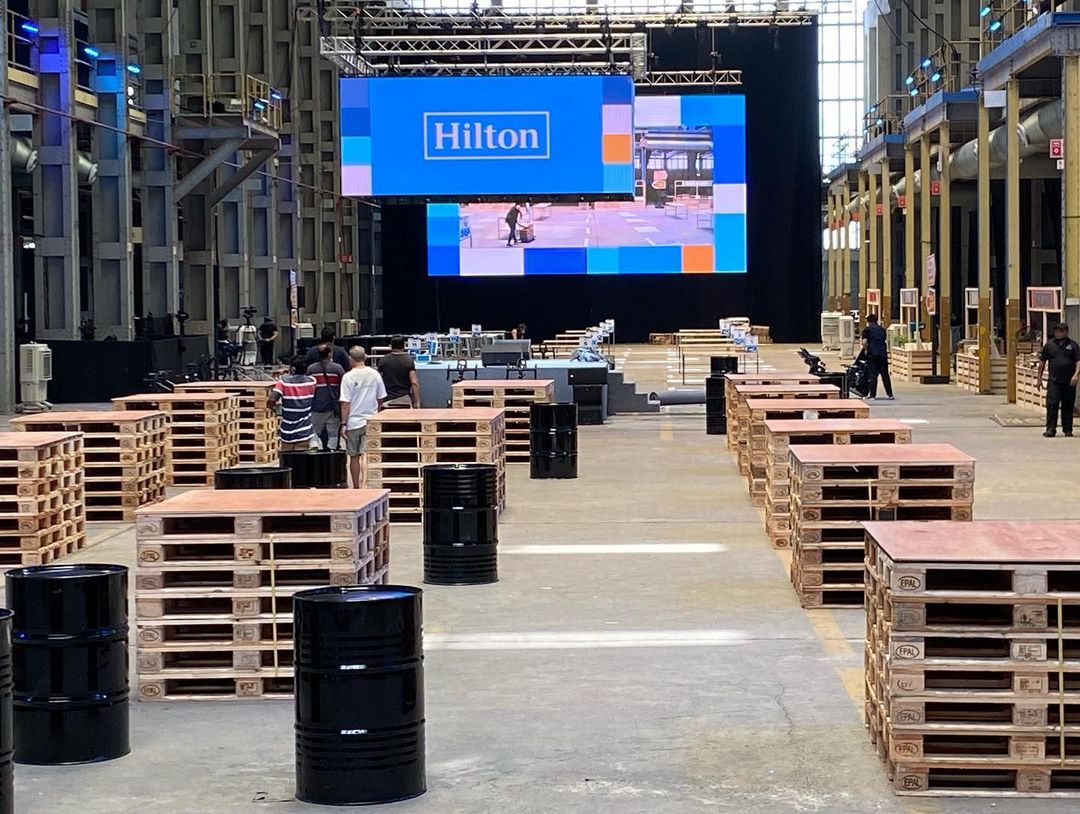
left=659, top=417, right=674, bottom=441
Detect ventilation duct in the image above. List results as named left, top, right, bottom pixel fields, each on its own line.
left=10, top=137, right=38, bottom=173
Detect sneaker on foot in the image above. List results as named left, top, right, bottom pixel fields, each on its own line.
left=865, top=395, right=877, bottom=401
left=882, top=395, right=895, bottom=401
left=1044, top=431, right=1057, bottom=438
left=1067, top=432, right=1075, bottom=437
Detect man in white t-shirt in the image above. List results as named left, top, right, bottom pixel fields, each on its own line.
left=339, top=346, right=387, bottom=488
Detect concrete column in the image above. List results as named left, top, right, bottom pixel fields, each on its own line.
left=90, top=9, right=135, bottom=340
left=1064, top=55, right=1080, bottom=324
left=903, top=143, right=916, bottom=290
left=938, top=121, right=952, bottom=378
left=920, top=135, right=932, bottom=343
left=868, top=168, right=879, bottom=313
left=977, top=96, right=993, bottom=393
left=34, top=1, right=82, bottom=339
left=826, top=194, right=837, bottom=311
left=841, top=182, right=852, bottom=313
left=880, top=160, right=892, bottom=324
left=1006, top=79, right=1022, bottom=403
left=0, top=0, right=15, bottom=411
left=857, top=170, right=868, bottom=316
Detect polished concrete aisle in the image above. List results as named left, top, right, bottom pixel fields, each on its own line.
left=10, top=348, right=1080, bottom=813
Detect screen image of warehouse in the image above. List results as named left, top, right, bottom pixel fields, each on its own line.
left=427, top=95, right=747, bottom=276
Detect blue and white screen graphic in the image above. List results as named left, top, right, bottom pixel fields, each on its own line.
left=425, top=94, right=748, bottom=276
left=340, top=75, right=634, bottom=197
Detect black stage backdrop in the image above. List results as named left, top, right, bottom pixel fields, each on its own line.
left=380, top=25, right=821, bottom=343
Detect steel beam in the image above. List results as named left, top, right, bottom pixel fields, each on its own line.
left=842, top=181, right=851, bottom=313
left=868, top=168, right=879, bottom=315
left=903, top=143, right=915, bottom=291
left=34, top=2, right=81, bottom=339
left=174, top=139, right=247, bottom=202
left=857, top=170, right=867, bottom=316
left=938, top=121, right=952, bottom=378
left=880, top=159, right=892, bottom=324
left=977, top=96, right=992, bottom=394
left=1005, top=79, right=1021, bottom=404
left=919, top=135, right=931, bottom=343
left=1065, top=55, right=1080, bottom=326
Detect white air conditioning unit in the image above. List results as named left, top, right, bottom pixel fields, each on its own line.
left=340, top=319, right=358, bottom=336
left=820, top=311, right=841, bottom=351
left=295, top=323, right=315, bottom=339
left=838, top=315, right=857, bottom=361
left=19, top=343, right=52, bottom=403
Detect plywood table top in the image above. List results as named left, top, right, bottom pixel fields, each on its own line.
left=733, top=384, right=839, bottom=396
left=790, top=442, right=973, bottom=465
left=136, top=488, right=389, bottom=515
left=764, top=419, right=912, bottom=434
left=866, top=521, right=1080, bottom=564
left=11, top=410, right=165, bottom=424
left=451, top=380, right=555, bottom=389
left=744, top=398, right=870, bottom=412
left=369, top=408, right=504, bottom=421
left=113, top=393, right=234, bottom=404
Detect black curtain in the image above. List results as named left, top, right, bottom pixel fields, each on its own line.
left=380, top=24, right=821, bottom=342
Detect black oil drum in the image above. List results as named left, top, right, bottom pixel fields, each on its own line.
left=0, top=609, right=12, bottom=814
left=529, top=403, right=578, bottom=479
left=705, top=374, right=727, bottom=435
left=816, top=371, right=850, bottom=399
left=710, top=356, right=740, bottom=375
left=294, top=585, right=425, bottom=806
left=7, top=564, right=129, bottom=765
left=214, top=466, right=292, bottom=489
left=281, top=449, right=347, bottom=488
left=422, top=464, right=499, bottom=585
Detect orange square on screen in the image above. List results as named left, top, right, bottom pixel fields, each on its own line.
left=682, top=245, right=714, bottom=273
left=602, top=134, right=632, bottom=163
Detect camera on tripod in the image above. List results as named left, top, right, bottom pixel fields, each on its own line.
left=241, top=306, right=258, bottom=326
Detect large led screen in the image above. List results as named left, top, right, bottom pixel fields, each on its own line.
left=339, top=75, right=635, bottom=198
left=426, top=94, right=747, bottom=276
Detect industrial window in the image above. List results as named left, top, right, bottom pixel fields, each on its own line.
left=819, top=0, right=867, bottom=173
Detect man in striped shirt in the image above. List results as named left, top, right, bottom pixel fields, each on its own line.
left=269, top=357, right=317, bottom=450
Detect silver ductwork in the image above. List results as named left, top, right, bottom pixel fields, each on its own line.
left=10, top=137, right=38, bottom=173
left=78, top=153, right=99, bottom=185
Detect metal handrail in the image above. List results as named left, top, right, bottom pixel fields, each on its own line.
left=6, top=9, right=36, bottom=71
left=176, top=72, right=283, bottom=131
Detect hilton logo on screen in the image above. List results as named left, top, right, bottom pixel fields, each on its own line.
left=423, top=111, right=551, bottom=160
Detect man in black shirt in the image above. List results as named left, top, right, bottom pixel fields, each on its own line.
left=257, top=317, right=278, bottom=365
left=377, top=336, right=420, bottom=408
left=860, top=313, right=894, bottom=400
left=304, top=326, right=349, bottom=369
left=505, top=204, right=522, bottom=247
left=1037, top=322, right=1080, bottom=437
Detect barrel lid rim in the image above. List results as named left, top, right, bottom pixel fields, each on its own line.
left=6, top=563, right=128, bottom=579
left=216, top=466, right=291, bottom=474
left=294, top=584, right=422, bottom=602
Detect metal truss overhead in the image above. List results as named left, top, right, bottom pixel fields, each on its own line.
left=301, top=2, right=821, bottom=79
left=639, top=69, right=743, bottom=87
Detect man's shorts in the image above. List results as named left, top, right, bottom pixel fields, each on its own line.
left=345, top=426, right=367, bottom=456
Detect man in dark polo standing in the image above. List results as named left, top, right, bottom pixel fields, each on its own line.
left=1037, top=322, right=1080, bottom=437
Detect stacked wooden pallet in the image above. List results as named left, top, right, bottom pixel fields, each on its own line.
left=865, top=520, right=1080, bottom=797
left=956, top=348, right=1008, bottom=394
left=366, top=408, right=507, bottom=523
left=451, top=379, right=554, bottom=463
left=0, top=432, right=86, bottom=566
left=175, top=382, right=280, bottom=463
left=723, top=373, right=822, bottom=452
left=742, top=397, right=868, bottom=503
left=1014, top=356, right=1045, bottom=412
left=750, top=325, right=772, bottom=344
left=113, top=393, right=240, bottom=486
left=789, top=444, right=974, bottom=608
left=134, top=488, right=390, bottom=701
left=889, top=346, right=935, bottom=382
left=730, top=384, right=841, bottom=475
left=10, top=411, right=167, bottom=522
left=762, top=419, right=912, bottom=549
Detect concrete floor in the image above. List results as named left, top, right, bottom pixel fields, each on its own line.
left=9, top=344, right=1078, bottom=812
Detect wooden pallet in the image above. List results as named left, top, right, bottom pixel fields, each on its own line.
left=889, top=346, right=935, bottom=382
left=367, top=408, right=507, bottom=522
left=956, top=351, right=1008, bottom=394
left=864, top=520, right=1080, bottom=797
left=740, top=397, right=870, bottom=479
left=135, top=489, right=391, bottom=701
left=451, top=379, right=554, bottom=463
left=789, top=445, right=974, bottom=608
left=174, top=382, right=280, bottom=464
left=729, top=383, right=841, bottom=456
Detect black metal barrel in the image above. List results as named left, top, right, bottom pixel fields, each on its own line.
left=294, top=585, right=425, bottom=806
left=281, top=450, right=347, bottom=488
left=705, top=374, right=727, bottom=435
left=214, top=466, right=292, bottom=489
left=422, top=464, right=499, bottom=585
left=529, top=403, right=578, bottom=479
left=710, top=356, right=740, bottom=375
left=0, top=609, right=13, bottom=814
left=7, top=564, right=129, bottom=765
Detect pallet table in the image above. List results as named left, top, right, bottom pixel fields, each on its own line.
left=956, top=347, right=1008, bottom=394
left=789, top=443, right=974, bottom=608
left=174, top=381, right=280, bottom=463
left=865, top=520, right=1080, bottom=797
left=112, top=393, right=240, bottom=486
left=762, top=419, right=913, bottom=550
left=0, top=431, right=86, bottom=566
left=451, top=379, right=554, bottom=463
left=889, top=345, right=935, bottom=382
left=10, top=411, right=167, bottom=522
left=366, top=408, right=506, bottom=523
left=134, top=488, right=390, bottom=701
left=740, top=396, right=867, bottom=503
left=729, top=383, right=841, bottom=467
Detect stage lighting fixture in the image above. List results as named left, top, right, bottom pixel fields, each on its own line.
left=83, top=45, right=100, bottom=59
left=254, top=99, right=267, bottom=111
left=270, top=89, right=283, bottom=101
left=870, top=105, right=877, bottom=113
left=930, top=70, right=941, bottom=82
left=126, top=63, right=141, bottom=75
left=909, top=87, right=919, bottom=97
left=980, top=5, right=992, bottom=16
left=875, top=117, right=883, bottom=127
left=921, top=57, right=932, bottom=68
left=904, top=75, right=914, bottom=86
left=988, top=17, right=1003, bottom=31
left=20, top=21, right=39, bottom=36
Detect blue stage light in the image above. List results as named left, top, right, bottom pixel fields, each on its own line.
left=253, top=100, right=267, bottom=111
left=126, top=63, right=141, bottom=75
left=980, top=5, right=992, bottom=16
left=988, top=18, right=1003, bottom=31
left=20, top=21, right=39, bottom=36
left=905, top=75, right=915, bottom=86
left=930, top=70, right=942, bottom=82
left=270, top=90, right=283, bottom=101
left=910, top=87, right=919, bottom=97
left=83, top=45, right=100, bottom=59
left=921, top=57, right=932, bottom=69
left=875, top=117, right=884, bottom=127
